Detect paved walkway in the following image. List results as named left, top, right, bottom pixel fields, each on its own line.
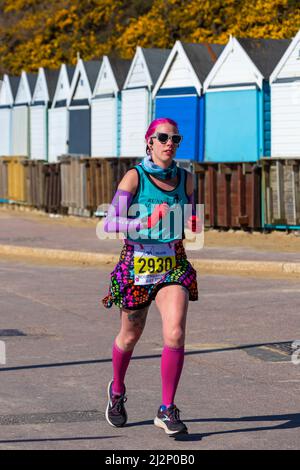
left=0, top=259, right=299, bottom=450
left=1, top=210, right=300, bottom=263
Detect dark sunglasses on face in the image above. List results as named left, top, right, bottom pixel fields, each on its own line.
left=151, top=132, right=183, bottom=145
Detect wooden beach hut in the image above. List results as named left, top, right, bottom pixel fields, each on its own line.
left=12, top=71, right=37, bottom=157
left=120, top=47, right=170, bottom=157
left=203, top=36, right=290, bottom=162
left=30, top=67, right=59, bottom=160
left=48, top=64, right=75, bottom=162
left=91, top=56, right=130, bottom=157
left=0, top=74, right=20, bottom=156
left=67, top=59, right=101, bottom=156
left=153, top=41, right=224, bottom=161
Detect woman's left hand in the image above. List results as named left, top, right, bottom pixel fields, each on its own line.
left=187, top=215, right=202, bottom=233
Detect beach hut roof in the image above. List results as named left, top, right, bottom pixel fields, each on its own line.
left=141, top=48, right=171, bottom=85
left=237, top=37, right=291, bottom=80
left=84, top=60, right=102, bottom=93
left=124, top=47, right=171, bottom=90
left=14, top=71, right=37, bottom=104
left=66, top=65, right=76, bottom=84
left=270, top=30, right=300, bottom=83
left=204, top=36, right=291, bottom=91
left=0, top=75, right=20, bottom=104
left=9, top=76, right=21, bottom=100
left=181, top=42, right=225, bottom=83
left=109, top=57, right=131, bottom=90
left=153, top=41, right=224, bottom=97
left=44, top=69, right=60, bottom=102
left=27, top=73, right=38, bottom=96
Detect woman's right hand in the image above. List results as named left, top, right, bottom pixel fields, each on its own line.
left=147, top=203, right=169, bottom=229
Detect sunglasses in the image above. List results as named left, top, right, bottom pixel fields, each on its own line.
left=151, top=132, right=183, bottom=145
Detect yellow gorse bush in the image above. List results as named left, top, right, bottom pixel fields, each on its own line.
left=0, top=0, right=299, bottom=75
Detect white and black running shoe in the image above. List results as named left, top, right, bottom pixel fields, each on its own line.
left=105, top=380, right=128, bottom=427
left=154, top=404, right=188, bottom=436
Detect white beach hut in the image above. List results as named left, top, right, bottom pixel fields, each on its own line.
left=29, top=67, right=60, bottom=160
left=270, top=30, right=300, bottom=157
left=91, top=56, right=131, bottom=157
left=0, top=74, right=20, bottom=156
left=67, top=59, right=101, bottom=156
left=48, top=64, right=75, bottom=162
left=12, top=71, right=37, bottom=156
left=120, top=47, right=170, bottom=157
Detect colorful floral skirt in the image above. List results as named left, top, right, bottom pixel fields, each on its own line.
left=102, top=241, right=198, bottom=310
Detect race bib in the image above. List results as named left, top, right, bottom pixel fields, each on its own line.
left=134, top=244, right=176, bottom=285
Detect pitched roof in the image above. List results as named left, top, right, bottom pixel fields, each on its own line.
left=43, top=69, right=60, bottom=101
left=9, top=75, right=20, bottom=99
left=66, top=65, right=76, bottom=84
left=237, top=37, right=291, bottom=79
left=84, top=60, right=102, bottom=92
left=109, top=57, right=131, bottom=89
left=142, top=48, right=171, bottom=85
left=181, top=42, right=225, bottom=83
left=26, top=72, right=38, bottom=96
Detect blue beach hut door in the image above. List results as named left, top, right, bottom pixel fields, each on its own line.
left=155, top=88, right=201, bottom=161
left=205, top=88, right=261, bottom=162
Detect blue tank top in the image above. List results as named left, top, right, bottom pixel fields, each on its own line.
left=127, top=165, right=189, bottom=244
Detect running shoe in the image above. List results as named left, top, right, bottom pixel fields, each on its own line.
left=105, top=380, right=128, bottom=427
left=154, top=404, right=188, bottom=436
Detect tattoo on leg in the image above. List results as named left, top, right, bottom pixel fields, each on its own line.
left=126, top=308, right=148, bottom=332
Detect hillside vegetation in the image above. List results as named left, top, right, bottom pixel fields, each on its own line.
left=0, top=0, right=299, bottom=75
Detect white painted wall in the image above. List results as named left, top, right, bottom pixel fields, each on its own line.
left=48, top=107, right=69, bottom=162
left=0, top=108, right=12, bottom=155
left=91, top=98, right=116, bottom=157
left=126, top=53, right=150, bottom=89
left=276, top=38, right=300, bottom=80
left=30, top=106, right=47, bottom=159
left=271, top=82, right=300, bottom=157
left=208, top=43, right=261, bottom=87
left=161, top=51, right=194, bottom=89
left=120, top=88, right=149, bottom=157
left=12, top=106, right=29, bottom=156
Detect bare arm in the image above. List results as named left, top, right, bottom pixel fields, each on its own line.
left=118, top=168, right=139, bottom=194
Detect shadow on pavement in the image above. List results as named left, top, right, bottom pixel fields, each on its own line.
left=0, top=340, right=294, bottom=373
left=128, top=413, right=300, bottom=443
left=0, top=414, right=298, bottom=445
left=0, top=435, right=120, bottom=445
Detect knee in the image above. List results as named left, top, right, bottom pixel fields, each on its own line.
left=117, top=331, right=142, bottom=351
left=164, top=326, right=185, bottom=349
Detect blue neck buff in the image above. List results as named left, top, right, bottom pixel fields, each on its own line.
left=141, top=155, right=178, bottom=180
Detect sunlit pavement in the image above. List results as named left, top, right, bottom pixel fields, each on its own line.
left=0, top=259, right=299, bottom=450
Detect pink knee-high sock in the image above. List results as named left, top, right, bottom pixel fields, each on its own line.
left=161, top=344, right=185, bottom=407
left=112, top=340, right=133, bottom=396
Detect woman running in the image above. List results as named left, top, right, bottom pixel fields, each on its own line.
left=102, top=117, right=198, bottom=436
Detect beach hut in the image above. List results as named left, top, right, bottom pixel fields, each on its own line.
left=120, top=47, right=170, bottom=157
left=91, top=56, right=130, bottom=157
left=48, top=64, right=75, bottom=163
left=0, top=74, right=20, bottom=156
left=67, top=59, right=101, bottom=156
left=29, top=67, right=60, bottom=160
left=270, top=30, right=300, bottom=158
left=153, top=41, right=224, bottom=161
left=203, top=36, right=290, bottom=162
left=12, top=71, right=37, bottom=157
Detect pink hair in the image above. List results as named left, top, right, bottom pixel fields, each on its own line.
left=145, top=118, right=179, bottom=142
